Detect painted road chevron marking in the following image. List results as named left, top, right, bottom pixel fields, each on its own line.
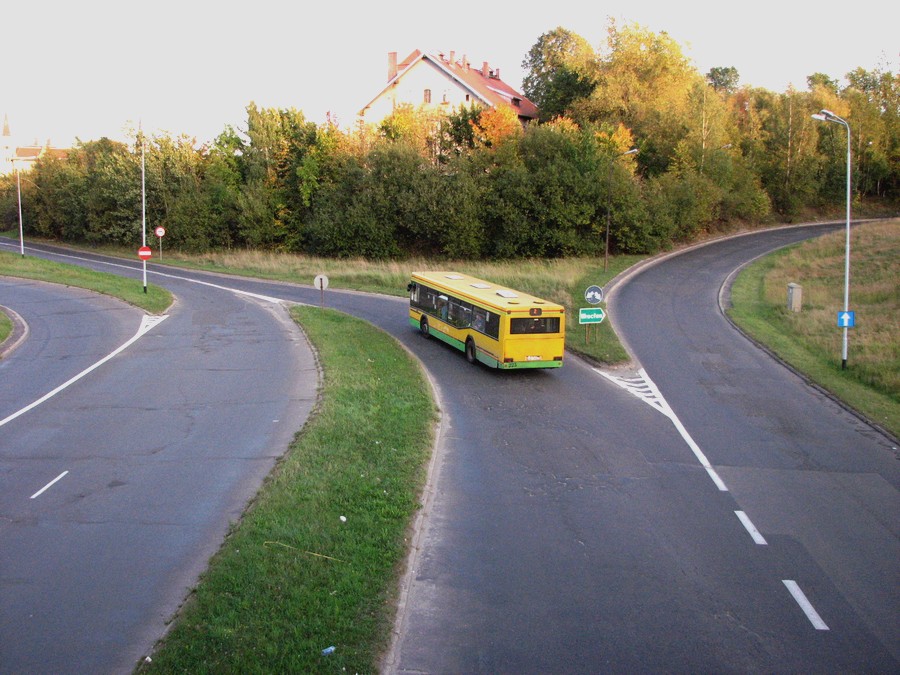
left=596, top=369, right=669, bottom=416
left=595, top=367, right=728, bottom=492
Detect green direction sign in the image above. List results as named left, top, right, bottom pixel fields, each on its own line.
left=579, top=307, right=606, bottom=324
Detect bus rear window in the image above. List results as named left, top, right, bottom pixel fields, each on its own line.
left=510, top=317, right=561, bottom=334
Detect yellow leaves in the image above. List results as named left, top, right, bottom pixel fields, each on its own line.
left=471, top=106, right=522, bottom=146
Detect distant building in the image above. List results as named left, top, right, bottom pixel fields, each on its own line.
left=1, top=113, right=69, bottom=175
left=359, top=50, right=538, bottom=125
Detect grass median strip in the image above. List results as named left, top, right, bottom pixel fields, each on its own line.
left=0, top=250, right=171, bottom=314
left=0, top=308, right=11, bottom=345
left=140, top=305, right=436, bottom=673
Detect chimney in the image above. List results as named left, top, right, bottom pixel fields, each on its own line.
left=388, top=52, right=398, bottom=81
left=482, top=61, right=489, bottom=77
left=495, top=67, right=500, bottom=80
left=449, top=50, right=455, bottom=65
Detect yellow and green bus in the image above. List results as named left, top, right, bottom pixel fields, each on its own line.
left=408, top=272, right=565, bottom=369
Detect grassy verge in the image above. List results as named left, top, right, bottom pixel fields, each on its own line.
left=140, top=248, right=641, bottom=366
left=0, top=250, right=172, bottom=314
left=0, top=308, right=11, bottom=344
left=140, top=306, right=436, bottom=673
left=21, top=240, right=641, bottom=366
left=728, top=219, right=899, bottom=437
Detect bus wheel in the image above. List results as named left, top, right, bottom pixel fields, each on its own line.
left=419, top=316, right=430, bottom=337
left=465, top=338, right=477, bottom=364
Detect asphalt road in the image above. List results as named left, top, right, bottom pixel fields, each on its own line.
left=2, top=226, right=897, bottom=673
left=383, top=227, right=898, bottom=673
left=0, top=259, right=317, bottom=673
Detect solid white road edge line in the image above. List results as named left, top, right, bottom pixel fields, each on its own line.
left=5, top=246, right=286, bottom=304
left=783, top=580, right=830, bottom=630
left=735, top=510, right=768, bottom=545
left=30, top=470, right=69, bottom=499
left=0, top=315, right=168, bottom=429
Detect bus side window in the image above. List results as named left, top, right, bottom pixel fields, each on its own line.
left=485, top=311, right=500, bottom=339
left=421, top=287, right=438, bottom=313
left=447, top=298, right=472, bottom=328
left=473, top=307, right=487, bottom=333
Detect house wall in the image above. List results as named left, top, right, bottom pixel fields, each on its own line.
left=361, top=59, right=481, bottom=123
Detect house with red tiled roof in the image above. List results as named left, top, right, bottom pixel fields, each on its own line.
left=359, top=50, right=538, bottom=125
left=1, top=113, right=68, bottom=175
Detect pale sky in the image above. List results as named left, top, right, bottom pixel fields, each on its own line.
left=5, top=0, right=897, bottom=148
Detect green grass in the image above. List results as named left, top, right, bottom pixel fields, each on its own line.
left=728, top=219, right=899, bottom=437
left=25, top=240, right=641, bottom=366
left=142, top=248, right=642, bottom=366
left=140, top=306, right=436, bottom=673
left=0, top=307, right=11, bottom=345
left=0, top=250, right=172, bottom=314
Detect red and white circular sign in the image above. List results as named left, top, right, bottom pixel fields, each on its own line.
left=138, top=246, right=152, bottom=260
left=155, top=226, right=166, bottom=238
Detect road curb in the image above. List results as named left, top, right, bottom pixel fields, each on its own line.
left=0, top=303, right=28, bottom=360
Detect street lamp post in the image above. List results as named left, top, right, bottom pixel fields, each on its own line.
left=812, top=109, right=852, bottom=370
left=605, top=148, right=638, bottom=272
left=15, top=162, right=25, bottom=257
left=140, top=127, right=148, bottom=294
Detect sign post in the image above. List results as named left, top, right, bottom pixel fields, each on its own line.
left=579, top=306, right=606, bottom=344
left=314, top=274, right=329, bottom=308
left=155, top=226, right=166, bottom=260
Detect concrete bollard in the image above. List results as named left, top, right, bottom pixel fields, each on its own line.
left=787, top=283, right=802, bottom=312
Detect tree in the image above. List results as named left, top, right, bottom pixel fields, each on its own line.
left=807, top=72, right=839, bottom=93
left=522, top=27, right=598, bottom=121
left=26, top=152, right=88, bottom=240
left=472, top=106, right=523, bottom=147
left=707, top=67, right=740, bottom=94
left=842, top=66, right=900, bottom=199
left=437, top=104, right=483, bottom=161
left=755, top=87, right=822, bottom=215
left=582, top=20, right=704, bottom=175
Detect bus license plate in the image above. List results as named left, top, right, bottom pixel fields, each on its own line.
left=527, top=355, right=541, bottom=361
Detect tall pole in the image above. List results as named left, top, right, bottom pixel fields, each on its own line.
left=15, top=163, right=24, bottom=257
left=812, top=110, right=851, bottom=369
left=141, top=128, right=148, bottom=294
left=841, top=116, right=851, bottom=370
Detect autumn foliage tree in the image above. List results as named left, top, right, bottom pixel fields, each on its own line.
left=1, top=20, right=896, bottom=259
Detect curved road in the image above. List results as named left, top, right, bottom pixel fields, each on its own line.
left=0, top=266, right=317, bottom=673
left=2, top=225, right=897, bottom=672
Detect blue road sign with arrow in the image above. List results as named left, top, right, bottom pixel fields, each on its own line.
left=837, top=311, right=855, bottom=328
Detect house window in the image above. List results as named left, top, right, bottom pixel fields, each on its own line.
left=424, top=89, right=431, bottom=104
left=465, top=94, right=470, bottom=102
